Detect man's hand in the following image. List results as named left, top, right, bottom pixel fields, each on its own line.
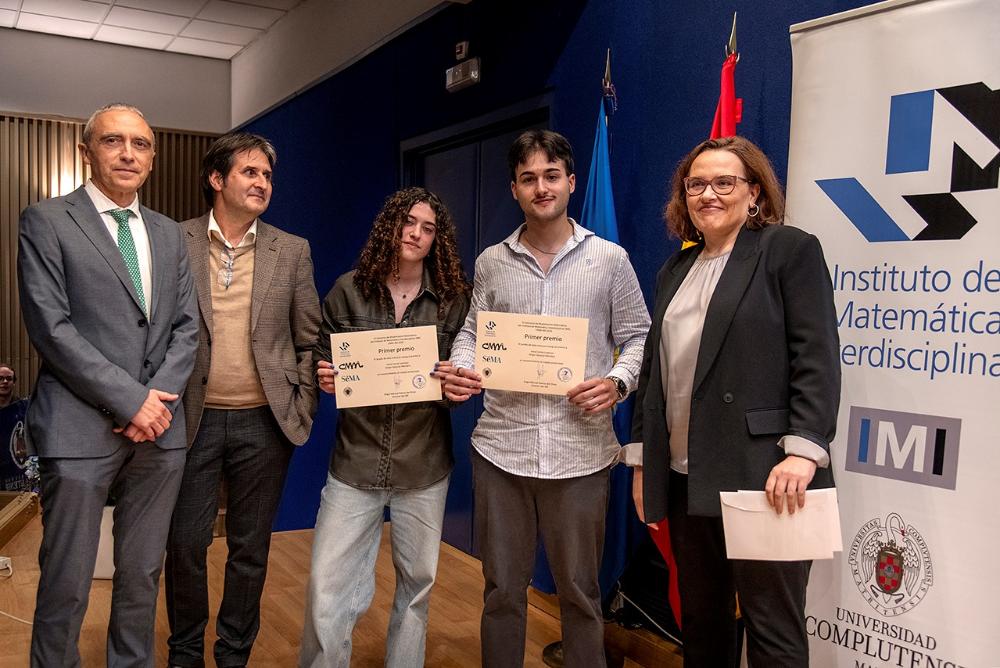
left=114, top=422, right=153, bottom=443
left=433, top=362, right=481, bottom=403
left=115, top=389, right=177, bottom=442
left=765, top=455, right=817, bottom=515
left=567, top=377, right=617, bottom=414
left=317, top=360, right=337, bottom=395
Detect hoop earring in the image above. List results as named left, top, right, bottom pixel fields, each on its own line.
left=747, top=203, right=760, bottom=218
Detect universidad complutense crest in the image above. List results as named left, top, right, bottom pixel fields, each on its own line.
left=848, top=512, right=934, bottom=616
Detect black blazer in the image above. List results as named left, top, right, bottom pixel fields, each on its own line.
left=631, top=224, right=841, bottom=520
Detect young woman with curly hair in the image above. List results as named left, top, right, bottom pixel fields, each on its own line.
left=300, top=187, right=470, bottom=668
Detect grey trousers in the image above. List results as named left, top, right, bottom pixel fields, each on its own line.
left=31, top=442, right=186, bottom=668
left=473, top=450, right=610, bottom=668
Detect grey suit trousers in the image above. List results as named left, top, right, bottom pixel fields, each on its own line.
left=32, top=443, right=186, bottom=668
left=473, top=450, right=610, bottom=668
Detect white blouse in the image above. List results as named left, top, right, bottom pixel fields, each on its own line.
left=660, top=251, right=731, bottom=473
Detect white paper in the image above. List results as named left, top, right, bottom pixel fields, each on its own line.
left=719, top=488, right=842, bottom=561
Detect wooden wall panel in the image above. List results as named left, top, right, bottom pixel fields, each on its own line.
left=0, top=111, right=217, bottom=395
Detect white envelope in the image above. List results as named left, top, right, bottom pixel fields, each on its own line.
left=719, top=488, right=843, bottom=561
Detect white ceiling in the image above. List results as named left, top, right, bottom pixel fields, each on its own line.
left=0, top=0, right=303, bottom=60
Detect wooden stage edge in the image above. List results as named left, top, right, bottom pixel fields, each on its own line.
left=0, top=517, right=681, bottom=667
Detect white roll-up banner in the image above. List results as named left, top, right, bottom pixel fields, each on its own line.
left=786, top=0, right=999, bottom=665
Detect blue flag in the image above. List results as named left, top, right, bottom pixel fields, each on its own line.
left=580, top=101, right=620, bottom=243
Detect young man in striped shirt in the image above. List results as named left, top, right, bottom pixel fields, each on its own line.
left=441, top=130, right=650, bottom=667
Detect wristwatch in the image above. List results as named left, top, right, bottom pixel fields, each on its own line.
left=607, top=375, right=627, bottom=402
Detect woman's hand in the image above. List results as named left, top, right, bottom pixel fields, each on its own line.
left=316, top=360, right=337, bottom=395
left=631, top=466, right=659, bottom=530
left=765, top=455, right=817, bottom=515
left=432, top=362, right=482, bottom=402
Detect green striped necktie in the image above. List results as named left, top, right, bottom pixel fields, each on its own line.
left=108, top=208, right=147, bottom=316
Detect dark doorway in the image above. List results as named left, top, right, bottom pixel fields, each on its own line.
left=401, top=107, right=548, bottom=555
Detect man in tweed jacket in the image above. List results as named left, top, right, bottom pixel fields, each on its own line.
left=164, top=132, right=320, bottom=668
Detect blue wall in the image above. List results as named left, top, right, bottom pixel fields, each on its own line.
left=249, top=0, right=875, bottom=531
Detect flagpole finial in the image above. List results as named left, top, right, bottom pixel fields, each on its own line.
left=603, top=48, right=612, bottom=88
left=726, top=11, right=738, bottom=61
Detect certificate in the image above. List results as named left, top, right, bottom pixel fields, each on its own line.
left=475, top=311, right=588, bottom=395
left=330, top=325, right=441, bottom=408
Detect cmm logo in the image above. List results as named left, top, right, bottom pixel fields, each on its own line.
left=817, top=82, right=999, bottom=241
left=845, top=406, right=961, bottom=490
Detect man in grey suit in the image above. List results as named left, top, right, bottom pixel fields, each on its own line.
left=164, top=132, right=320, bottom=668
left=17, top=103, right=199, bottom=667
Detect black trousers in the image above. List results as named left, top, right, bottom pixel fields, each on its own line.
left=164, top=406, right=294, bottom=668
left=668, top=470, right=812, bottom=668
left=473, top=450, right=610, bottom=668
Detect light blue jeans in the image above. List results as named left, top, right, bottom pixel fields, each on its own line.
left=299, top=473, right=450, bottom=668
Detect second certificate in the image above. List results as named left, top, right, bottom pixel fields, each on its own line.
left=330, top=325, right=441, bottom=408
left=476, top=311, right=588, bottom=395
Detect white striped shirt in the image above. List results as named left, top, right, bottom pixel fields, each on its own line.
left=451, top=221, right=651, bottom=478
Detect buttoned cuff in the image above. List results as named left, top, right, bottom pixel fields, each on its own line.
left=617, top=441, right=643, bottom=467
left=778, top=434, right=830, bottom=468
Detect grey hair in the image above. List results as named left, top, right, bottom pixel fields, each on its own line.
left=82, top=103, right=149, bottom=146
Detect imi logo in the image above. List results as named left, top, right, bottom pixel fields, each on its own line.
left=845, top=407, right=961, bottom=490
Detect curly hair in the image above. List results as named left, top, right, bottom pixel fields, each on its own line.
left=354, top=187, right=470, bottom=313
left=664, top=136, right=785, bottom=242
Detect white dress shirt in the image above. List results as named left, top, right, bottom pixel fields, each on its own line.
left=207, top=210, right=257, bottom=248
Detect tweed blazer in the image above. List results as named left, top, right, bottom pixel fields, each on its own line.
left=632, top=224, right=841, bottom=519
left=17, top=186, right=199, bottom=457
left=181, top=213, right=321, bottom=446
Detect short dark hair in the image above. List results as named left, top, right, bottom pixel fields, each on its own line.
left=507, top=129, right=575, bottom=181
left=200, top=132, right=277, bottom=206
left=664, top=136, right=785, bottom=242
left=0, top=363, right=14, bottom=381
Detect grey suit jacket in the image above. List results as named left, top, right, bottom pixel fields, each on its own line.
left=17, top=185, right=199, bottom=457
left=181, top=213, right=320, bottom=447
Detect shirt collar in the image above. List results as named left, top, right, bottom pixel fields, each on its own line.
left=502, top=218, right=592, bottom=253
left=84, top=179, right=141, bottom=218
left=208, top=209, right=257, bottom=249
left=419, top=264, right=440, bottom=301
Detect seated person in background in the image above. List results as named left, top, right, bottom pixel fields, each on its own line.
left=0, top=363, right=35, bottom=492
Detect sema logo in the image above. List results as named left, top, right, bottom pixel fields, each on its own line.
left=845, top=406, right=960, bottom=490
left=817, top=82, right=999, bottom=241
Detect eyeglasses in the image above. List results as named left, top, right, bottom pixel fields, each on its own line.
left=217, top=248, right=235, bottom=289
left=0, top=376, right=14, bottom=383
left=683, top=175, right=751, bottom=196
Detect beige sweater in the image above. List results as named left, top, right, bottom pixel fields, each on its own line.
left=204, top=236, right=267, bottom=409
